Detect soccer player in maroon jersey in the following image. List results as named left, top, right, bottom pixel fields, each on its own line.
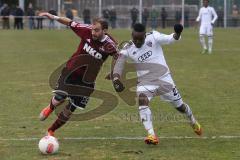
left=38, top=12, right=118, bottom=136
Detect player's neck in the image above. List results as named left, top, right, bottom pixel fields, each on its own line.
left=100, top=35, right=107, bottom=42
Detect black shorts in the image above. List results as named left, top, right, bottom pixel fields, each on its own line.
left=55, top=67, right=95, bottom=110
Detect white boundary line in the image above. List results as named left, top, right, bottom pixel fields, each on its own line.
left=1, top=136, right=240, bottom=141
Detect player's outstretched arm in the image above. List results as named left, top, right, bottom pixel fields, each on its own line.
left=173, top=24, right=183, bottom=40
left=196, top=8, right=202, bottom=22
left=111, top=53, right=127, bottom=92
left=39, top=12, right=71, bottom=26
left=105, top=54, right=119, bottom=80
left=211, top=8, right=218, bottom=25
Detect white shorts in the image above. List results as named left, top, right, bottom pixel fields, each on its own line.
left=137, top=74, right=183, bottom=107
left=199, top=25, right=213, bottom=36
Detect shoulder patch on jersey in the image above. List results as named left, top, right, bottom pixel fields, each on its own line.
left=146, top=41, right=153, bottom=47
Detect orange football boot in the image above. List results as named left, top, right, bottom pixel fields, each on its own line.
left=144, top=135, right=159, bottom=145
left=39, top=105, right=53, bottom=121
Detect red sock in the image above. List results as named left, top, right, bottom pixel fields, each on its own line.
left=49, top=97, right=64, bottom=110
left=49, top=99, right=55, bottom=110
left=48, top=105, right=72, bottom=132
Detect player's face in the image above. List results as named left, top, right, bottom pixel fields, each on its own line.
left=132, top=31, right=146, bottom=48
left=92, top=22, right=105, bottom=41
left=203, top=0, right=209, bottom=7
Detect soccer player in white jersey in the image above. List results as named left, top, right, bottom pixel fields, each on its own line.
left=196, top=0, right=218, bottom=54
left=111, top=23, right=202, bottom=145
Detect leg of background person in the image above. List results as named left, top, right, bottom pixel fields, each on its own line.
left=208, top=36, right=213, bottom=54
left=20, top=19, right=23, bottom=29
left=200, top=35, right=207, bottom=53
left=7, top=18, right=10, bottom=29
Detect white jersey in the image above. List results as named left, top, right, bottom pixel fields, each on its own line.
left=118, top=31, right=179, bottom=82
left=114, top=31, right=183, bottom=106
left=196, top=6, right=218, bottom=26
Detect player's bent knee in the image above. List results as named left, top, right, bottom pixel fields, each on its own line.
left=138, top=93, right=149, bottom=106
left=54, top=92, right=67, bottom=102
left=176, top=103, right=186, bottom=113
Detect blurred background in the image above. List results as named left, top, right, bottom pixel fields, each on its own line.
left=0, top=0, right=240, bottom=29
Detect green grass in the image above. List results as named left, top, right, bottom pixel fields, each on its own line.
left=0, top=28, right=240, bottom=160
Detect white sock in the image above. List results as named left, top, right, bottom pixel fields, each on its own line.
left=52, top=97, right=61, bottom=106
left=183, top=104, right=196, bottom=125
left=51, top=97, right=63, bottom=106
left=139, top=106, right=155, bottom=136
left=200, top=35, right=207, bottom=50
left=208, top=36, right=213, bottom=53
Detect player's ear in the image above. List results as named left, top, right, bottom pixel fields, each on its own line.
left=102, top=29, right=107, bottom=34
left=131, top=31, right=135, bottom=38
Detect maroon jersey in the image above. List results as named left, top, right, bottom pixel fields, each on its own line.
left=66, top=21, right=118, bottom=84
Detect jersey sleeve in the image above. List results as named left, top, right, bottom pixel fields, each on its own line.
left=70, top=21, right=92, bottom=39
left=106, top=42, right=118, bottom=57
left=119, top=42, right=131, bottom=57
left=196, top=8, right=202, bottom=22
left=106, top=34, right=118, bottom=56
left=152, top=31, right=179, bottom=45
left=119, top=48, right=128, bottom=57
left=211, top=7, right=218, bottom=24
left=113, top=49, right=128, bottom=78
left=109, top=46, right=118, bottom=56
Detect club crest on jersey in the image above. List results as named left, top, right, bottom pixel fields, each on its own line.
left=83, top=43, right=102, bottom=59
left=138, top=51, right=152, bottom=62
left=99, top=46, right=105, bottom=52
left=146, top=41, right=152, bottom=47
left=133, top=51, right=137, bottom=55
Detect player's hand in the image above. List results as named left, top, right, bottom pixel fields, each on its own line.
left=113, top=78, right=125, bottom=92
left=174, top=24, right=183, bottom=34
left=39, top=12, right=54, bottom=20
left=211, top=22, right=214, bottom=26
left=105, top=73, right=112, bottom=80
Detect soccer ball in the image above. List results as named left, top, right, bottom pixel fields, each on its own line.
left=38, top=136, right=59, bottom=154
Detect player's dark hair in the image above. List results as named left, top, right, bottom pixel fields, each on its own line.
left=133, top=23, right=146, bottom=32
left=93, top=17, right=108, bottom=30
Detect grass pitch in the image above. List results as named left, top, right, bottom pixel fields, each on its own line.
left=0, top=28, right=240, bottom=160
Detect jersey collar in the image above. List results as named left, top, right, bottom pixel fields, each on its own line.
left=100, top=35, right=108, bottom=42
